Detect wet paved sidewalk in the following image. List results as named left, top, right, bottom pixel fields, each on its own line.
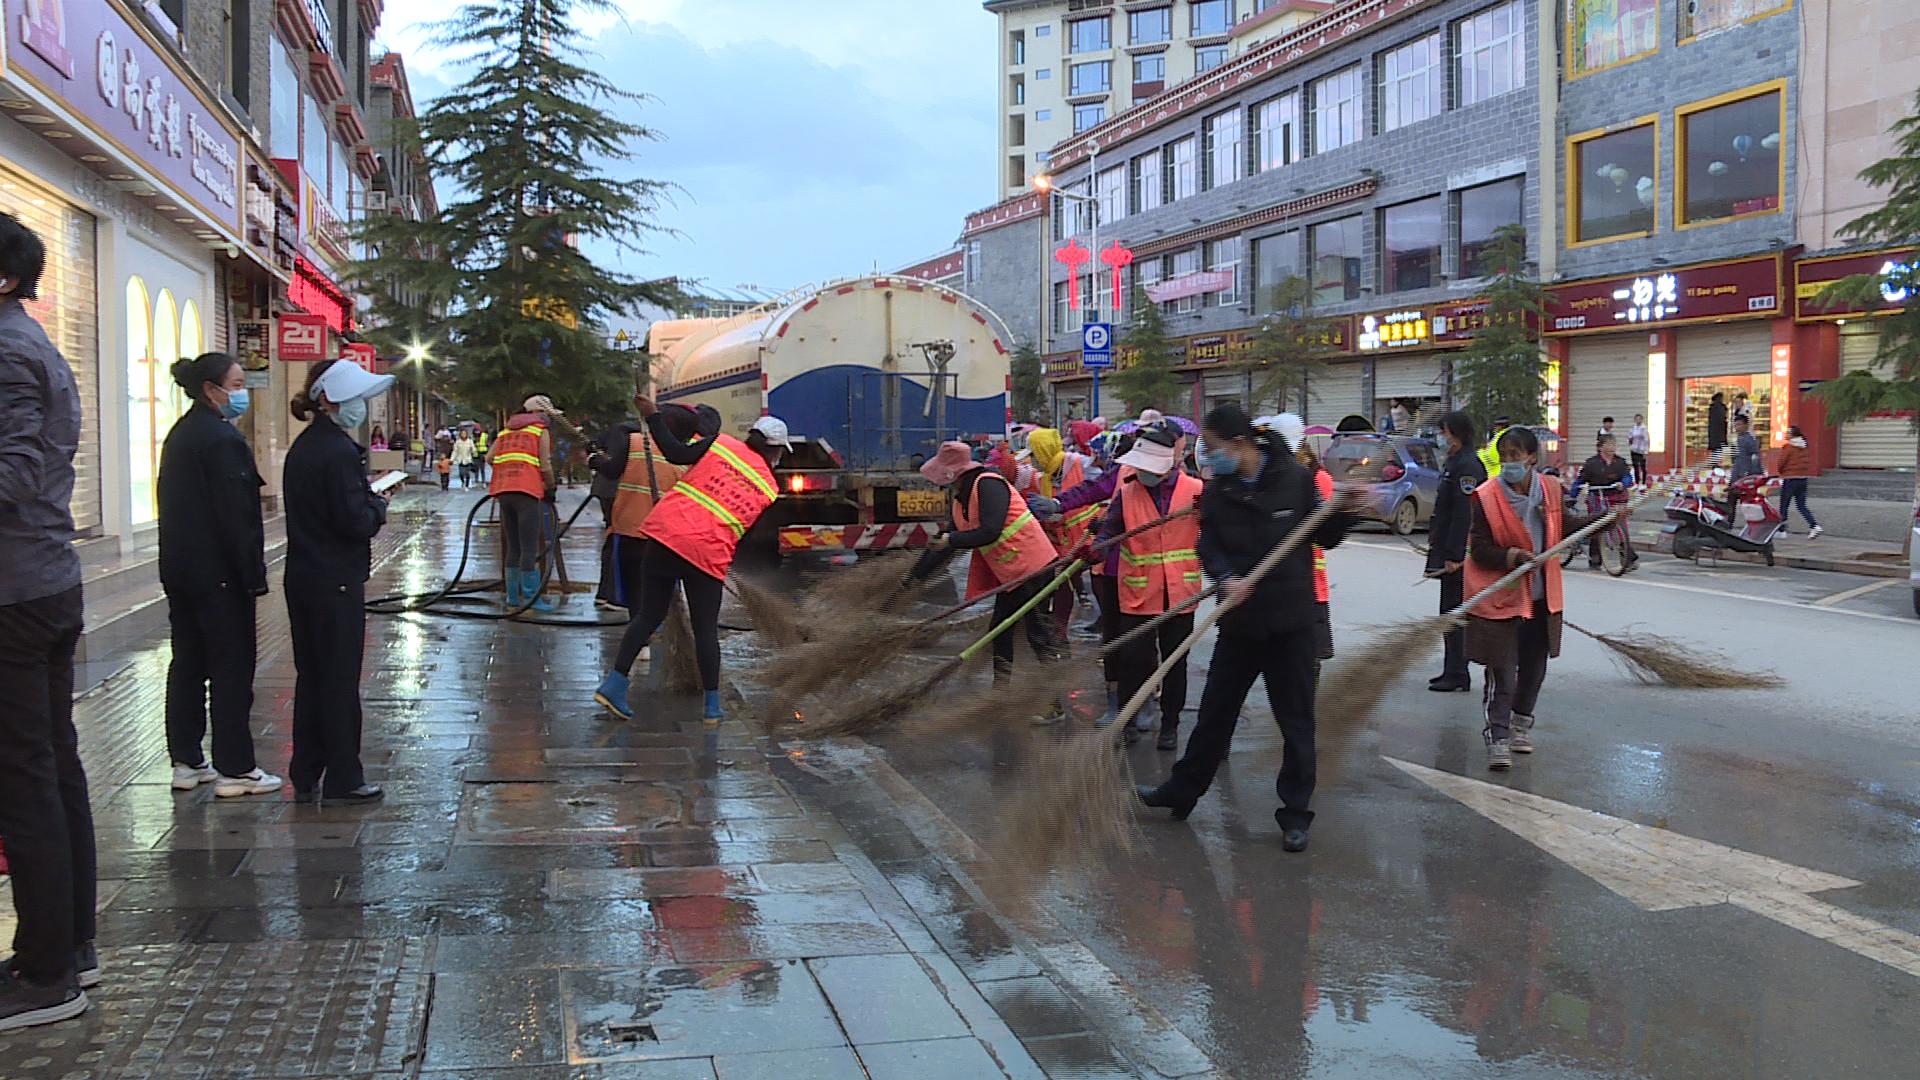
left=0, top=489, right=1134, bottom=1079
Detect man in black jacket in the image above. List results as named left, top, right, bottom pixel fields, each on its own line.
left=1138, top=405, right=1356, bottom=852
left=1427, top=412, right=1484, bottom=692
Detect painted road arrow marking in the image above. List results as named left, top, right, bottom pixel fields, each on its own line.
left=1385, top=757, right=1920, bottom=980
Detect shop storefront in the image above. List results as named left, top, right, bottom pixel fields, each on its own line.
left=1045, top=319, right=1355, bottom=425
left=1794, top=247, right=1917, bottom=470
left=1358, top=307, right=1449, bottom=430
left=1546, top=254, right=1789, bottom=473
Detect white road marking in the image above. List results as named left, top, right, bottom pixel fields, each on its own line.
left=1812, top=578, right=1904, bottom=607
left=1386, top=758, right=1920, bottom=980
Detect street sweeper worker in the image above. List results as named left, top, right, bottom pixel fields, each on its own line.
left=1024, top=426, right=1100, bottom=642
left=593, top=394, right=788, bottom=724
left=1477, top=414, right=1512, bottom=478
left=489, top=397, right=558, bottom=612
left=594, top=403, right=700, bottom=678
left=1136, top=404, right=1358, bottom=853
left=1099, top=425, right=1201, bottom=750
left=906, top=440, right=1061, bottom=676
left=1467, top=425, right=1605, bottom=771
left=1054, top=430, right=1137, bottom=723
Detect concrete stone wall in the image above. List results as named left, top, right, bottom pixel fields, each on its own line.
left=964, top=213, right=1048, bottom=351
left=1795, top=0, right=1920, bottom=253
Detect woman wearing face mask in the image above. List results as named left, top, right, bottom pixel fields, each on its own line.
left=1466, top=426, right=1607, bottom=771
left=156, top=352, right=279, bottom=797
left=1098, top=425, right=1202, bottom=750
left=283, top=359, right=395, bottom=803
left=1136, top=404, right=1357, bottom=853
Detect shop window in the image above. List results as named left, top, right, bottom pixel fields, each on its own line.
left=1252, top=92, right=1300, bottom=172
left=1570, top=120, right=1657, bottom=243
left=180, top=300, right=203, bottom=359
left=1253, top=231, right=1301, bottom=313
left=1677, top=84, right=1784, bottom=226
left=129, top=283, right=187, bottom=527
left=1378, top=32, right=1443, bottom=133
left=1568, top=0, right=1659, bottom=77
left=1680, top=0, right=1790, bottom=40
left=1381, top=195, right=1444, bottom=293
left=1169, top=247, right=1202, bottom=315
left=1309, top=216, right=1363, bottom=305
left=1458, top=176, right=1524, bottom=277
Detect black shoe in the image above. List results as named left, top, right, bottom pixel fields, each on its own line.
left=1155, top=724, right=1179, bottom=751
left=1587, top=561, right=1603, bottom=571
left=291, top=788, right=320, bottom=804
left=0, top=970, right=87, bottom=1032
left=6, top=942, right=97, bottom=990
left=1135, top=784, right=1196, bottom=821
left=1281, top=829, right=1310, bottom=853
left=323, top=785, right=384, bottom=803
left=1428, top=676, right=1471, bottom=693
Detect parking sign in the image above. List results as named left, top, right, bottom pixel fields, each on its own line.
left=1082, top=322, right=1113, bottom=369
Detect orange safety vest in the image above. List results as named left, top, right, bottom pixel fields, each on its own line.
left=956, top=469, right=1058, bottom=600
left=1312, top=467, right=1333, bottom=605
left=1116, top=471, right=1203, bottom=615
left=1462, top=473, right=1565, bottom=621
left=488, top=415, right=547, bottom=499
left=609, top=430, right=687, bottom=538
left=642, top=432, right=778, bottom=580
left=1043, top=456, right=1102, bottom=555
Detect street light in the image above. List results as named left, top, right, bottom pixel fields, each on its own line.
left=405, top=339, right=431, bottom=454
left=1033, top=139, right=1103, bottom=416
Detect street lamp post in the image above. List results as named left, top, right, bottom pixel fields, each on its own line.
left=405, top=341, right=431, bottom=471
left=1034, top=139, right=1103, bottom=419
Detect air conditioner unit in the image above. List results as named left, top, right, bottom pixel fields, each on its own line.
left=364, top=190, right=388, bottom=212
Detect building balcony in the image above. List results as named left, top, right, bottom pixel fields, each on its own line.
left=358, top=0, right=385, bottom=32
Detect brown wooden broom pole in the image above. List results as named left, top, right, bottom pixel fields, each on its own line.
left=918, top=504, right=1200, bottom=624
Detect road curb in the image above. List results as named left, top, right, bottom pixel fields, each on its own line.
left=1629, top=526, right=1907, bottom=579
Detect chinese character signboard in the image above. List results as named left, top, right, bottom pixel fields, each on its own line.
left=345, top=342, right=379, bottom=373
left=1357, top=309, right=1431, bottom=351
left=1793, top=247, right=1916, bottom=321
left=276, top=313, right=328, bottom=362
left=1144, top=270, right=1235, bottom=305
left=1431, top=298, right=1526, bottom=342
left=1545, top=255, right=1781, bottom=335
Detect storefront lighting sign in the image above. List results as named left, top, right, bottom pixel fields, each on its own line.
left=1771, top=345, right=1791, bottom=442
left=1617, top=274, right=1679, bottom=323
left=1647, top=350, right=1668, bottom=453
left=1543, top=359, right=1562, bottom=431
left=1357, top=310, right=1430, bottom=351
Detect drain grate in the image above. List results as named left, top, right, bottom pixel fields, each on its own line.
left=608, top=1020, right=660, bottom=1043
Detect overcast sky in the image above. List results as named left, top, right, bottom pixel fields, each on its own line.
left=380, top=0, right=998, bottom=302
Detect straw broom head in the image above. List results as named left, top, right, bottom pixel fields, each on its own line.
left=730, top=575, right=809, bottom=648
left=978, top=725, right=1138, bottom=915
left=801, top=551, right=918, bottom=617
left=1567, top=622, right=1785, bottom=689
left=1315, top=617, right=1450, bottom=786
left=658, top=594, right=703, bottom=693
left=788, top=654, right=967, bottom=739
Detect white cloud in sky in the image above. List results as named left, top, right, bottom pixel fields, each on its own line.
left=377, top=0, right=997, bottom=298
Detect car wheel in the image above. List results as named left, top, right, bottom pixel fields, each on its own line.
left=1390, top=498, right=1417, bottom=535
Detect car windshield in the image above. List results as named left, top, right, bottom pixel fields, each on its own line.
left=1324, top=439, right=1387, bottom=481
left=1399, top=439, right=1437, bottom=470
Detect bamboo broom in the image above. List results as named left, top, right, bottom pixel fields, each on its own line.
left=657, top=594, right=703, bottom=693
left=1565, top=622, right=1785, bottom=689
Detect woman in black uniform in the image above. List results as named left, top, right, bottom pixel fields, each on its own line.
left=283, top=359, right=393, bottom=803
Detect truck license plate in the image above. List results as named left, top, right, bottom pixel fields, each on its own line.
left=896, top=490, right=948, bottom=517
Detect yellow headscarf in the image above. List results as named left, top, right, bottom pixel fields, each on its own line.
left=1027, top=427, right=1064, bottom=497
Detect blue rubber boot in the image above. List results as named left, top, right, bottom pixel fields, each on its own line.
left=502, top=572, right=524, bottom=610
left=522, top=570, right=558, bottom=612
left=702, top=689, right=724, bottom=725
left=594, top=671, right=633, bottom=721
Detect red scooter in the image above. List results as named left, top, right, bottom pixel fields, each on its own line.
left=1662, top=474, right=1783, bottom=566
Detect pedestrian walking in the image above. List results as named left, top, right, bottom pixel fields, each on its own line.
left=1774, top=425, right=1822, bottom=538
left=158, top=351, right=280, bottom=798
left=1628, top=413, right=1651, bottom=484
left=1136, top=404, right=1357, bottom=852
left=435, top=453, right=452, bottom=490
left=1098, top=426, right=1200, bottom=750
left=1427, top=411, right=1485, bottom=693
left=594, top=397, right=788, bottom=724
left=452, top=429, right=476, bottom=488
left=1730, top=415, right=1763, bottom=481
left=489, top=399, right=558, bottom=612
left=474, top=426, right=490, bottom=483
left=591, top=405, right=699, bottom=714
left=284, top=359, right=394, bottom=804
left=1597, top=415, right=1616, bottom=442
left=1578, top=433, right=1639, bottom=571
left=1390, top=399, right=1411, bottom=433
left=1467, top=426, right=1604, bottom=771
left=905, top=439, right=1062, bottom=685
left=1707, top=393, right=1729, bottom=459
left=0, top=212, right=97, bottom=1030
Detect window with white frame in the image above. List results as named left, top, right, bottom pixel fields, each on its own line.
left=1054, top=280, right=1072, bottom=334
left=1131, top=254, right=1163, bottom=319
left=1457, top=0, right=1525, bottom=107
left=1096, top=165, right=1127, bottom=226
left=1169, top=247, right=1202, bottom=314
left=1068, top=16, right=1110, bottom=54
left=1379, top=32, right=1443, bottom=133
left=1070, top=60, right=1112, bottom=96
left=1094, top=266, right=1113, bottom=320
left=1078, top=273, right=1095, bottom=321
left=1132, top=151, right=1162, bottom=213
left=1203, top=109, right=1243, bottom=190
left=1195, top=45, right=1228, bottom=73
left=1205, top=236, right=1241, bottom=307
left=1074, top=102, right=1106, bottom=133
left=1310, top=65, right=1363, bottom=153
left=1074, top=179, right=1096, bottom=234
left=1167, top=135, right=1198, bottom=201
left=1253, top=91, right=1300, bottom=172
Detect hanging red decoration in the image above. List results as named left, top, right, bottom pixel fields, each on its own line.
left=1054, top=239, right=1091, bottom=310
left=1100, top=242, right=1135, bottom=317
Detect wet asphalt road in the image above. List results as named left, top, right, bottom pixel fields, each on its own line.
left=856, top=532, right=1920, bottom=1079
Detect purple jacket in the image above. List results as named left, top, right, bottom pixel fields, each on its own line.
left=1057, top=468, right=1122, bottom=574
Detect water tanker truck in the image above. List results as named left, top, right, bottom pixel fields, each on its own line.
left=648, top=275, right=1013, bottom=561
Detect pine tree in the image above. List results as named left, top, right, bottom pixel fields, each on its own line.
left=1810, top=86, right=1920, bottom=543
left=1451, top=225, right=1548, bottom=433
left=1009, top=340, right=1046, bottom=423
left=1108, top=287, right=1183, bottom=415
left=1239, top=275, right=1334, bottom=415
left=352, top=0, right=679, bottom=421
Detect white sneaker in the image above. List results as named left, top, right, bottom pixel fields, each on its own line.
left=171, top=762, right=219, bottom=791
left=1807, top=525, right=1823, bottom=540
left=213, top=769, right=284, bottom=798
left=637, top=645, right=651, bottom=663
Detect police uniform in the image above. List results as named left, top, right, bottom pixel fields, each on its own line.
left=1427, top=445, right=1487, bottom=689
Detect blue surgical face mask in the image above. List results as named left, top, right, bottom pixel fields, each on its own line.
left=219, top=387, right=250, bottom=420
left=1499, top=461, right=1530, bottom=486
left=1203, top=448, right=1238, bottom=476
left=336, top=398, right=368, bottom=430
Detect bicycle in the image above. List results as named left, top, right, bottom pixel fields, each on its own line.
left=1560, top=481, right=1634, bottom=576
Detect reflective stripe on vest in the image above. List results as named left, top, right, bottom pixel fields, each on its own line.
left=642, top=432, right=778, bottom=580
left=489, top=423, right=546, bottom=499
left=987, top=511, right=1038, bottom=564
left=1116, top=472, right=1203, bottom=613
left=954, top=470, right=1058, bottom=600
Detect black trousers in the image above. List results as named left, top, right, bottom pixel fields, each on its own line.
left=287, top=579, right=369, bottom=795
left=595, top=495, right=618, bottom=604
left=1482, top=601, right=1551, bottom=741
left=165, top=587, right=258, bottom=775
left=614, top=543, right=724, bottom=691
left=1631, top=453, right=1648, bottom=482
left=498, top=491, right=543, bottom=573
left=1114, top=608, right=1194, bottom=725
left=991, top=574, right=1059, bottom=671
left=1438, top=571, right=1468, bottom=681
left=1091, top=573, right=1121, bottom=682
left=1164, top=624, right=1319, bottom=830
left=0, top=586, right=95, bottom=982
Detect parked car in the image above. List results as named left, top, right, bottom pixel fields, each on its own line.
left=1322, top=434, right=1442, bottom=534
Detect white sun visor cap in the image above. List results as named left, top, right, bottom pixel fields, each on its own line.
left=1256, top=412, right=1307, bottom=452
left=314, top=360, right=396, bottom=404
left=1115, top=437, right=1177, bottom=475
left=749, top=415, right=794, bottom=450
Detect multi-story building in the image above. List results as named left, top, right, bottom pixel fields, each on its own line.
left=1027, top=0, right=1548, bottom=425
left=0, top=0, right=416, bottom=545
left=987, top=0, right=1333, bottom=198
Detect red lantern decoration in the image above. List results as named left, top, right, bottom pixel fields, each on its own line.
left=1054, top=239, right=1091, bottom=310
left=1100, top=242, right=1135, bottom=317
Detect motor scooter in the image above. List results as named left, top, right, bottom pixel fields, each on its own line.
left=1662, top=473, right=1783, bottom=566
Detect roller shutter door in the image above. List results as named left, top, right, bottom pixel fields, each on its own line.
left=1837, top=324, right=1917, bottom=468
left=1304, top=361, right=1365, bottom=426
left=1675, top=324, right=1771, bottom=378
left=1372, top=354, right=1446, bottom=399
left=1569, top=336, right=1648, bottom=448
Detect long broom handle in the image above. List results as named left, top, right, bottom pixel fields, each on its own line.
left=1109, top=503, right=1338, bottom=733
left=1443, top=487, right=1656, bottom=624
left=956, top=559, right=1086, bottom=662
left=921, top=504, right=1200, bottom=624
